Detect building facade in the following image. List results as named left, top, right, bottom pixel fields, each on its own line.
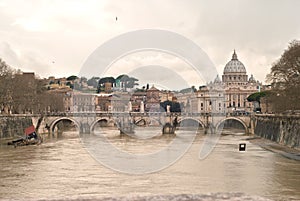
left=72, top=92, right=96, bottom=112
left=191, top=50, right=262, bottom=114
left=145, top=85, right=160, bottom=112
left=46, top=51, right=262, bottom=114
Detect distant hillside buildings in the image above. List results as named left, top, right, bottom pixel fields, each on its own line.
left=18, top=50, right=266, bottom=114
left=62, top=51, right=263, bottom=113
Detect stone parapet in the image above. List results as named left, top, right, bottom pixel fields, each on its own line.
left=254, top=114, right=300, bottom=148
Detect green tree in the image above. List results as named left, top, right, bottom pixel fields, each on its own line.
left=87, top=77, right=99, bottom=88
left=97, top=77, right=115, bottom=93
left=99, top=77, right=115, bottom=85
left=66, top=81, right=74, bottom=89
left=266, top=40, right=300, bottom=112
left=247, top=91, right=268, bottom=104
left=160, top=100, right=181, bottom=113
left=66, top=75, right=78, bottom=81
left=116, top=74, right=139, bottom=90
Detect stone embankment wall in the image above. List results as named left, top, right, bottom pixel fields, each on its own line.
left=0, top=115, right=33, bottom=139
left=255, top=114, right=300, bottom=148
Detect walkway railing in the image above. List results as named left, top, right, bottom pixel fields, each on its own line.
left=0, top=111, right=253, bottom=117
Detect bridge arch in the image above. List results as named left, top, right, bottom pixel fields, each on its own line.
left=134, top=118, right=147, bottom=126
left=50, top=117, right=80, bottom=134
left=178, top=117, right=205, bottom=129
left=215, top=117, right=248, bottom=133
left=90, top=118, right=116, bottom=132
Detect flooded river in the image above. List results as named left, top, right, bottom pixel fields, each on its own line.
left=0, top=127, right=299, bottom=200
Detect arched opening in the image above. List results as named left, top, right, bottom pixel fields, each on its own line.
left=135, top=119, right=146, bottom=126
left=91, top=119, right=116, bottom=132
left=178, top=118, right=204, bottom=131
left=216, top=118, right=247, bottom=135
left=96, top=119, right=108, bottom=127
left=91, top=118, right=119, bottom=137
left=51, top=118, right=79, bottom=138
left=147, top=118, right=163, bottom=126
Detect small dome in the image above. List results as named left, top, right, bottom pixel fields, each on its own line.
left=223, top=50, right=246, bottom=74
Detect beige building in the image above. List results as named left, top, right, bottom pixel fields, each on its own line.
left=131, top=91, right=146, bottom=112
left=146, top=85, right=161, bottom=112
left=160, top=91, right=174, bottom=102
left=72, top=92, right=96, bottom=112
left=186, top=50, right=262, bottom=114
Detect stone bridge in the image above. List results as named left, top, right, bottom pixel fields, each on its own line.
left=31, top=112, right=254, bottom=135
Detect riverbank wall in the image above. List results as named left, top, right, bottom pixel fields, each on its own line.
left=0, top=115, right=33, bottom=139
left=254, top=114, right=300, bottom=148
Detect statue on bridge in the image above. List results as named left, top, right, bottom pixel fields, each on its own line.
left=140, top=101, right=145, bottom=113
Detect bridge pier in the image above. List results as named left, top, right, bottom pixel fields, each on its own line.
left=162, top=114, right=177, bottom=134
left=204, top=126, right=216, bottom=134
left=80, top=123, right=91, bottom=134
left=162, top=123, right=176, bottom=134
left=118, top=114, right=135, bottom=135
left=120, top=126, right=135, bottom=135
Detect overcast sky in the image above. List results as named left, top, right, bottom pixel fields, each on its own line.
left=0, top=0, right=299, bottom=88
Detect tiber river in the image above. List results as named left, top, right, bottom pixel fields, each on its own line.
left=0, top=125, right=299, bottom=200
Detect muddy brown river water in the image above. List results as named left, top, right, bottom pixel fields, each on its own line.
left=0, top=127, right=299, bottom=200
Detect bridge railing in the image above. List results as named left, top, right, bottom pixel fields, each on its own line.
left=1, top=111, right=255, bottom=117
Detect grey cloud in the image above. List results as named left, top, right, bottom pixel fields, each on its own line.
left=129, top=65, right=190, bottom=91
left=1, top=0, right=300, bottom=84
left=0, top=42, right=51, bottom=76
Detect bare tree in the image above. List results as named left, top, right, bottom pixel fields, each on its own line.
left=266, top=40, right=300, bottom=112
left=0, top=59, right=14, bottom=114
left=0, top=58, right=68, bottom=114
left=11, top=73, right=35, bottom=113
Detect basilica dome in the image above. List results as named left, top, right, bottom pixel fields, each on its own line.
left=223, top=50, right=246, bottom=74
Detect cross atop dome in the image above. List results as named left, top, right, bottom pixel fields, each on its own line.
left=232, top=49, right=238, bottom=60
